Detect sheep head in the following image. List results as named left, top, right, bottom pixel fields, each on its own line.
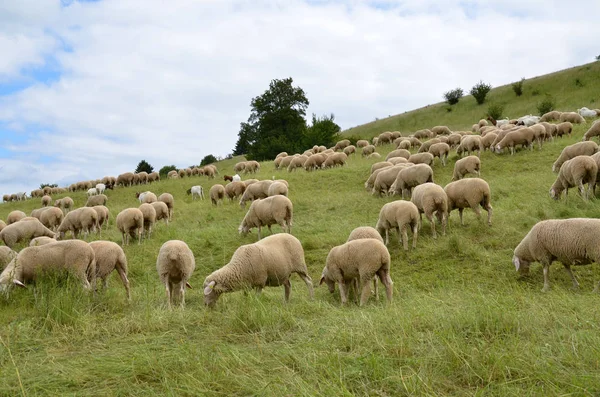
left=203, top=280, right=221, bottom=307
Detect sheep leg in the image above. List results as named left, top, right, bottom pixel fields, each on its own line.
left=384, top=229, right=389, bottom=246
left=165, top=282, right=172, bottom=310
left=116, top=266, right=131, bottom=301
left=377, top=269, right=393, bottom=303
left=486, top=206, right=493, bottom=226
left=283, top=279, right=291, bottom=303
left=179, top=282, right=186, bottom=308
left=297, top=271, right=314, bottom=299
left=373, top=278, right=379, bottom=301
left=359, top=277, right=373, bottom=306
left=401, top=226, right=408, bottom=251
left=339, top=281, right=349, bottom=305
left=459, top=208, right=464, bottom=226
left=425, top=211, right=436, bottom=239
left=578, top=181, right=586, bottom=200
left=412, top=224, right=418, bottom=249
left=542, top=265, right=551, bottom=292
left=563, top=265, right=580, bottom=290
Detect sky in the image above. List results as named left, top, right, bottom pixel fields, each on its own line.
left=1, top=0, right=599, bottom=196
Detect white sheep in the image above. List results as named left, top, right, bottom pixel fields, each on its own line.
left=583, top=121, right=600, bottom=142
left=239, top=180, right=272, bottom=208
left=39, top=207, right=64, bottom=231
left=156, top=240, right=196, bottom=309
left=578, top=107, right=597, bottom=118
left=347, top=226, right=384, bottom=243
left=494, top=127, right=535, bottom=155
left=95, top=183, right=106, bottom=194
left=239, top=195, right=293, bottom=240
left=203, top=233, right=313, bottom=307
left=89, top=240, right=130, bottom=300
left=549, top=155, right=597, bottom=201
left=320, top=239, right=392, bottom=306
left=452, top=155, right=480, bottom=180
left=232, top=174, right=241, bottom=182
left=139, top=203, right=157, bottom=239
left=209, top=184, right=226, bottom=206
left=560, top=112, right=586, bottom=124
left=444, top=178, right=493, bottom=226
left=116, top=208, right=144, bottom=246
left=513, top=218, right=600, bottom=292
left=376, top=200, right=419, bottom=250
left=428, top=142, right=450, bottom=166
left=0, top=218, right=56, bottom=248
left=29, top=236, right=56, bottom=246
left=407, top=152, right=434, bottom=166
left=41, top=195, right=52, bottom=207
left=56, top=207, right=98, bottom=240
left=151, top=201, right=169, bottom=225
left=390, top=163, right=434, bottom=199
left=187, top=185, right=205, bottom=200
left=92, top=205, right=110, bottom=232
left=457, top=135, right=483, bottom=158
left=267, top=181, right=288, bottom=197
left=552, top=141, right=598, bottom=172
left=85, top=194, right=108, bottom=207
left=158, top=193, right=174, bottom=220
left=54, top=197, right=74, bottom=214
left=6, top=211, right=26, bottom=225
left=410, top=183, right=448, bottom=239
left=87, top=188, right=98, bottom=197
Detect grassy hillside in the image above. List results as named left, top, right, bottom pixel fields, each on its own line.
left=344, top=61, right=600, bottom=138
left=2, top=68, right=600, bottom=395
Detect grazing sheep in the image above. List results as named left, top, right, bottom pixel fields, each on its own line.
left=444, top=178, right=493, bottom=226
left=347, top=226, right=384, bottom=243
left=540, top=111, right=562, bottom=122
left=376, top=200, right=420, bottom=250
left=116, top=208, right=144, bottom=246
left=386, top=149, right=411, bottom=161
left=139, top=203, right=157, bottom=239
left=54, top=197, right=74, bottom=214
left=372, top=164, right=411, bottom=197
left=356, top=140, right=369, bottom=148
left=267, top=181, right=288, bottom=197
left=239, top=195, right=293, bottom=240
left=410, top=183, right=448, bottom=238
left=156, top=240, right=196, bottom=309
left=478, top=119, right=488, bottom=128
left=136, top=191, right=157, bottom=204
left=56, top=207, right=98, bottom=240
left=41, top=195, right=52, bottom=207
left=365, top=166, right=394, bottom=191
left=407, top=152, right=434, bottom=166
left=322, top=152, right=348, bottom=169
left=362, top=144, right=376, bottom=157
left=390, top=163, right=434, bottom=199
left=0, top=218, right=55, bottom=248
left=428, top=142, right=451, bottom=166
left=494, top=127, right=535, bottom=155
left=151, top=201, right=169, bottom=225
left=387, top=157, right=409, bottom=166
left=89, top=241, right=130, bottom=300
left=320, top=239, right=392, bottom=306
left=413, top=129, right=434, bottom=140
left=334, top=139, right=351, bottom=151
left=244, top=160, right=260, bottom=174
left=203, top=233, right=313, bottom=307
left=39, top=207, right=64, bottom=231
left=343, top=145, right=356, bottom=156
left=578, top=108, right=596, bottom=118
left=513, top=218, right=600, bottom=292
left=303, top=153, right=327, bottom=171
left=583, top=121, right=600, bottom=142
left=417, top=138, right=441, bottom=153
left=6, top=211, right=26, bottom=225
left=552, top=141, right=598, bottom=172
left=276, top=152, right=288, bottom=159
left=29, top=236, right=56, bottom=246
left=549, top=156, right=597, bottom=201
left=30, top=207, right=50, bottom=220
left=367, top=153, right=382, bottom=159
left=377, top=132, right=393, bottom=146
left=560, top=112, right=586, bottom=124
left=539, top=122, right=557, bottom=140
left=516, top=115, right=540, bottom=127
left=555, top=122, right=573, bottom=138
left=0, top=240, right=96, bottom=292
left=287, top=155, right=309, bottom=172
left=167, top=170, right=179, bottom=179
left=117, top=172, right=135, bottom=187
left=431, top=125, right=452, bottom=135
left=452, top=155, right=481, bottom=180
left=239, top=180, right=273, bottom=208
left=370, top=161, right=393, bottom=174
left=225, top=181, right=246, bottom=201
left=187, top=185, right=205, bottom=200
left=158, top=193, right=174, bottom=220
left=457, top=135, right=483, bottom=158
left=0, top=246, right=17, bottom=272
left=85, top=194, right=108, bottom=207
left=0, top=220, right=6, bottom=233
left=207, top=184, right=224, bottom=206
left=86, top=188, right=98, bottom=197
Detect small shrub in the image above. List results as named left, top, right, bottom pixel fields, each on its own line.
left=531, top=89, right=541, bottom=96
left=443, top=88, right=464, bottom=105
left=536, top=94, right=556, bottom=116
left=511, top=78, right=525, bottom=96
left=470, top=81, right=492, bottom=105
left=444, top=106, right=452, bottom=113
left=487, top=103, right=504, bottom=120
left=575, top=78, right=584, bottom=87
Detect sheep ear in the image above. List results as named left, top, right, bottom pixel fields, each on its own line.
left=13, top=279, right=26, bottom=288
left=186, top=282, right=193, bottom=289
left=513, top=256, right=521, bottom=271
left=204, top=280, right=216, bottom=295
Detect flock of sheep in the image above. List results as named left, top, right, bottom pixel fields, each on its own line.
left=2, top=106, right=600, bottom=308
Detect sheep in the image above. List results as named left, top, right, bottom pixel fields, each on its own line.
left=116, top=208, right=144, bottom=246
left=494, top=127, right=535, bottom=155
left=472, top=123, right=480, bottom=133
left=390, top=163, right=434, bottom=199
left=0, top=246, right=17, bottom=272
left=417, top=138, right=441, bottom=153
left=267, top=181, right=288, bottom=197
left=452, top=155, right=480, bottom=180
left=187, top=185, right=205, bottom=200
left=377, top=132, right=393, bottom=145
left=334, top=139, right=351, bottom=151
left=30, top=207, right=51, bottom=220
left=287, top=155, right=309, bottom=172
left=411, top=183, right=448, bottom=239
left=549, top=156, right=597, bottom=201
left=457, top=135, right=483, bottom=158
left=407, top=152, right=434, bottom=166
left=203, top=233, right=312, bottom=307
left=529, top=124, right=548, bottom=149
left=0, top=240, right=96, bottom=292
left=552, top=141, right=598, bottom=172
left=117, top=172, right=135, bottom=187
left=413, top=129, right=434, bottom=140
left=0, top=220, right=5, bottom=233
left=207, top=184, right=224, bottom=206
left=431, top=125, right=451, bottom=135
left=54, top=197, right=74, bottom=214
left=148, top=172, right=160, bottom=183
left=371, top=164, right=407, bottom=197
left=239, top=180, right=273, bottom=208
left=303, top=153, right=327, bottom=171
left=178, top=169, right=186, bottom=178
left=39, top=207, right=64, bottom=231
left=0, top=218, right=55, bottom=248
left=276, top=152, right=288, bottom=159
left=540, top=111, right=562, bottom=122
left=322, top=152, right=348, bottom=169
left=387, top=157, right=409, bottom=165
left=539, top=122, right=557, bottom=140
left=370, top=161, right=393, bottom=174
left=513, top=218, right=600, bottom=292
left=89, top=241, right=130, bottom=300
left=578, top=107, right=597, bottom=118
left=347, top=226, right=384, bottom=243
left=158, top=193, right=174, bottom=220
left=478, top=119, right=488, bottom=128
left=224, top=181, right=246, bottom=202
left=29, top=236, right=56, bottom=246
left=343, top=145, right=356, bottom=156
left=138, top=203, right=157, bottom=239
left=356, top=139, right=369, bottom=148
left=365, top=165, right=394, bottom=191
left=167, top=170, right=179, bottom=179
left=444, top=178, right=493, bottom=226
left=554, top=122, right=573, bottom=139
left=375, top=200, right=420, bottom=250
left=385, top=149, right=411, bottom=161
left=151, top=201, right=169, bottom=225
left=362, top=144, right=376, bottom=157
left=6, top=210, right=26, bottom=225
left=367, top=153, right=382, bottom=159
left=244, top=160, right=260, bottom=174
left=85, top=194, right=108, bottom=207
left=428, top=142, right=451, bottom=166
left=396, top=139, right=411, bottom=150
left=239, top=195, right=293, bottom=240
left=56, top=207, right=98, bottom=240
left=583, top=121, right=600, bottom=142
left=136, top=191, right=157, bottom=204
left=243, top=179, right=259, bottom=187
left=560, top=112, right=586, bottom=124
left=156, top=240, right=196, bottom=309
left=516, top=115, right=540, bottom=127
left=86, top=188, right=98, bottom=197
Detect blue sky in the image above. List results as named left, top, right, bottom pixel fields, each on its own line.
left=1, top=0, right=599, bottom=196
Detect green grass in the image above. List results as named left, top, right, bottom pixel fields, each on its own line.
left=344, top=61, right=600, bottom=138
left=2, top=65, right=600, bottom=395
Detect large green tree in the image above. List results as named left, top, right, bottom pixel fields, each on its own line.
left=135, top=159, right=154, bottom=174
left=303, top=113, right=341, bottom=149
left=234, top=78, right=309, bottom=160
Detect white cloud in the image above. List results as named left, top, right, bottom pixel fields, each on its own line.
left=1, top=0, right=600, bottom=196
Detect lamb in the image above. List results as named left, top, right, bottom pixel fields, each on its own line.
left=41, top=195, right=52, bottom=206
left=540, top=111, right=562, bottom=122
left=0, top=218, right=55, bottom=248
left=559, top=112, right=586, bottom=124
left=225, top=181, right=246, bottom=201
left=513, top=218, right=600, bottom=292
left=578, top=107, right=597, bottom=118
left=555, top=122, right=573, bottom=138
left=0, top=246, right=17, bottom=272
left=583, top=121, right=600, bottom=142
left=0, top=240, right=96, bottom=292
left=362, top=144, right=376, bottom=157
left=203, top=233, right=313, bottom=307
left=86, top=188, right=98, bottom=197
left=187, top=185, right=205, bottom=200
left=390, top=163, right=434, bottom=199
left=452, top=155, right=481, bottom=180
left=158, top=193, right=174, bottom=220
left=549, top=156, right=597, bottom=201
left=56, top=207, right=98, bottom=240
left=375, top=200, right=420, bottom=250
left=139, top=203, right=157, bottom=238
left=456, top=135, right=483, bottom=157
left=494, top=127, right=535, bottom=155
left=116, top=208, right=144, bottom=246
left=410, top=183, right=448, bottom=238
left=552, top=141, right=598, bottom=172
left=39, top=207, right=64, bottom=231
left=444, top=178, right=493, bottom=226
left=239, top=180, right=273, bottom=208
left=267, top=181, right=288, bottom=197
left=85, top=194, right=108, bottom=207
left=428, top=142, right=451, bottom=166
left=6, top=210, right=26, bottom=225
left=238, top=195, right=293, bottom=240
left=89, top=241, right=131, bottom=300
left=320, top=239, right=392, bottom=306
left=322, top=152, right=347, bottom=169
left=407, top=152, right=434, bottom=166
left=208, top=184, right=226, bottom=206
left=151, top=201, right=169, bottom=225
left=385, top=149, right=411, bottom=161
left=156, top=240, right=195, bottom=309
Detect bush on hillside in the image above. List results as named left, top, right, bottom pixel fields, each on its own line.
left=512, top=78, right=524, bottom=96
left=443, top=88, right=463, bottom=105
left=159, top=165, right=177, bottom=178
left=536, top=94, right=556, bottom=116
left=486, top=103, right=504, bottom=121
left=200, top=154, right=218, bottom=166
left=470, top=81, right=492, bottom=105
